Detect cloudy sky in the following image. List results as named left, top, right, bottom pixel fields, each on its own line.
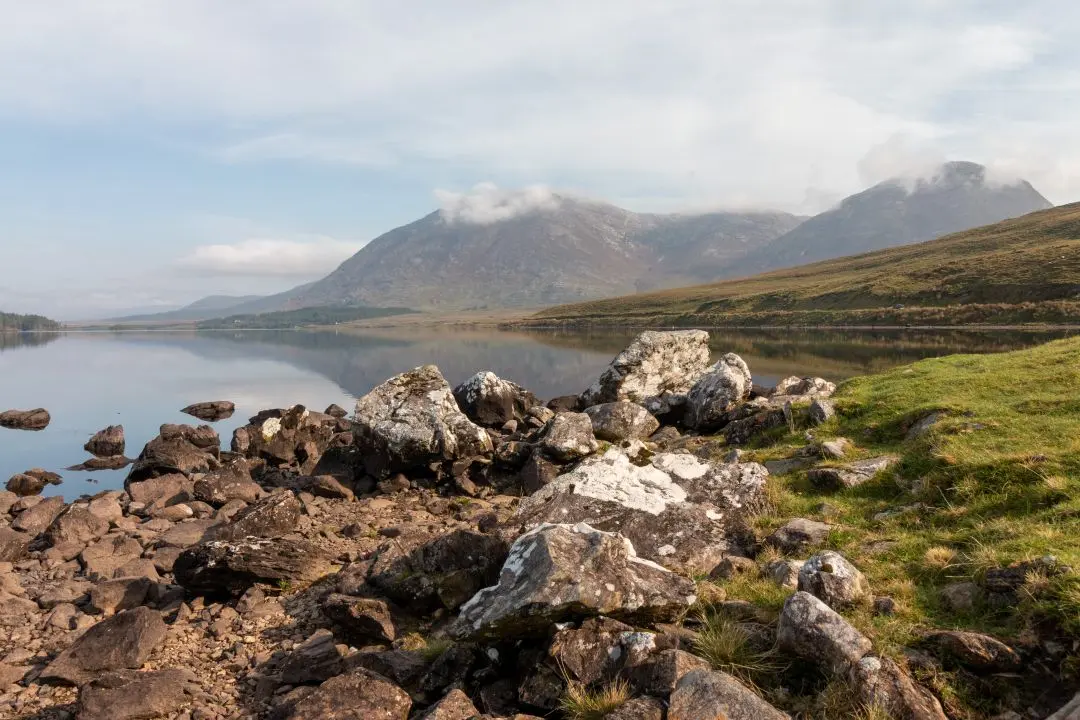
left=1, top=0, right=1078, bottom=319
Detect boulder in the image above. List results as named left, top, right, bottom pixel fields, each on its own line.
left=512, top=448, right=768, bottom=572
left=584, top=402, right=660, bottom=442
left=44, top=506, right=110, bottom=547
left=81, top=535, right=144, bottom=580
left=798, top=551, right=870, bottom=609
left=295, top=474, right=354, bottom=500
left=6, top=472, right=48, bottom=496
left=126, top=473, right=193, bottom=507
left=281, top=668, right=411, bottom=720
left=323, top=594, right=396, bottom=643
left=581, top=330, right=712, bottom=407
left=723, top=404, right=788, bottom=445
left=0, top=408, right=50, bottom=430
left=280, top=629, right=347, bottom=685
left=684, top=354, right=753, bottom=430
left=11, top=495, right=65, bottom=535
left=75, top=668, right=196, bottom=720
left=174, top=537, right=335, bottom=596
left=353, top=365, right=493, bottom=478
left=0, top=528, right=30, bottom=562
left=669, top=668, right=789, bottom=720
left=206, top=491, right=301, bottom=541
left=180, top=400, right=235, bottom=422
left=67, top=455, right=132, bottom=471
left=453, top=371, right=539, bottom=428
left=127, top=427, right=217, bottom=482
left=451, top=523, right=696, bottom=640
left=88, top=576, right=153, bottom=615
left=84, top=425, right=125, bottom=457
left=234, top=405, right=338, bottom=469
left=777, top=591, right=871, bottom=675
left=807, top=456, right=898, bottom=491
left=764, top=518, right=832, bottom=555
left=538, top=412, right=599, bottom=461
left=772, top=377, right=836, bottom=398
left=766, top=559, right=804, bottom=589
left=921, top=630, right=1022, bottom=672
left=192, top=458, right=264, bottom=506
left=325, top=403, right=349, bottom=418
left=367, top=529, right=509, bottom=612
left=417, top=688, right=480, bottom=720
left=848, top=655, right=947, bottom=720
left=40, top=607, right=167, bottom=685
left=1046, top=692, right=1080, bottom=720
left=809, top=398, right=835, bottom=424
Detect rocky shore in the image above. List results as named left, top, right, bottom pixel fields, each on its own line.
left=1, top=330, right=1075, bottom=719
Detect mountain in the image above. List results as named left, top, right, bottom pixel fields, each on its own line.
left=526, top=201, right=1080, bottom=327
left=274, top=199, right=804, bottom=311
left=109, top=294, right=266, bottom=323
left=728, top=161, right=1052, bottom=276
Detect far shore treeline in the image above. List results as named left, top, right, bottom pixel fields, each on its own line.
left=0, top=312, right=61, bottom=333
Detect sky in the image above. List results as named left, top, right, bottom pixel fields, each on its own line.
left=1, top=1, right=1079, bottom=319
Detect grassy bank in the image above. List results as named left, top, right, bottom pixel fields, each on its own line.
left=700, top=336, right=1080, bottom=716
left=520, top=203, right=1080, bottom=328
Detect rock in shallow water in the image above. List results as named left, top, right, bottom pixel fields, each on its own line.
left=451, top=522, right=696, bottom=640
left=0, top=408, right=50, bottom=430
left=180, top=400, right=235, bottom=421
left=84, top=424, right=125, bottom=457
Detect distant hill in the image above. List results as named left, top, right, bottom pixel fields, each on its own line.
left=109, top=294, right=266, bottom=323
left=272, top=199, right=803, bottom=311
left=195, top=304, right=416, bottom=329
left=525, top=202, right=1080, bottom=327
left=728, top=161, right=1051, bottom=276
left=0, top=312, right=60, bottom=332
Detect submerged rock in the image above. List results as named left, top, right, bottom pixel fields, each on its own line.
left=0, top=408, right=51, bottom=430
left=580, top=330, right=712, bottom=407
left=451, top=522, right=696, bottom=640
left=76, top=668, right=197, bottom=720
left=684, top=353, right=753, bottom=430
left=84, top=425, right=125, bottom=457
left=181, top=400, right=236, bottom=422
left=353, top=365, right=493, bottom=478
left=127, top=425, right=219, bottom=482
left=67, top=455, right=132, bottom=471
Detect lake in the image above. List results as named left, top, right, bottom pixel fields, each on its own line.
left=1, top=326, right=1073, bottom=499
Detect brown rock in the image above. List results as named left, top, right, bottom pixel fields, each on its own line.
left=669, top=668, right=789, bottom=719
left=921, top=630, right=1022, bottom=672
left=605, top=696, right=665, bottom=720
left=192, top=458, right=264, bottom=506
left=280, top=629, right=346, bottom=685
left=848, top=655, right=947, bottom=720
left=84, top=425, right=125, bottom=458
left=181, top=400, right=235, bottom=422
left=206, top=490, right=301, bottom=541
left=127, top=474, right=193, bottom=507
left=76, top=667, right=196, bottom=720
left=80, top=534, right=144, bottom=580
left=282, top=667, right=411, bottom=719
left=0, top=408, right=51, bottom=430
left=0, top=527, right=30, bottom=562
left=6, top=472, right=48, bottom=496
left=764, top=518, right=832, bottom=554
left=44, top=506, right=110, bottom=547
left=323, top=594, right=396, bottom=643
left=11, top=495, right=65, bottom=535
left=88, top=576, right=153, bottom=615
left=40, top=606, right=168, bottom=685
left=174, top=536, right=335, bottom=596
left=417, top=688, right=480, bottom=719
left=628, top=648, right=711, bottom=696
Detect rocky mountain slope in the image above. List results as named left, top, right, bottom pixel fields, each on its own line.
left=270, top=200, right=804, bottom=311
left=729, top=161, right=1051, bottom=276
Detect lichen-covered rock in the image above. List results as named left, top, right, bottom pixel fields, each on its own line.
left=40, top=607, right=167, bottom=685
left=417, top=688, right=480, bottom=720
left=772, top=376, right=836, bottom=398
left=809, top=398, right=835, bottom=424
left=512, top=449, right=768, bottom=572
left=798, top=551, right=870, bottom=609
left=766, top=559, right=804, bottom=589
left=808, top=456, right=898, bottom=491
left=451, top=523, right=696, bottom=640
left=75, top=668, right=197, bottom=720
left=584, top=402, right=660, bottom=442
left=848, top=655, right=947, bottom=720
left=193, top=458, right=264, bottom=506
left=452, top=371, right=539, bottom=428
left=353, top=365, right=493, bottom=478
left=684, top=354, right=753, bottom=430
left=628, top=648, right=711, bottom=696
left=548, top=617, right=641, bottom=685
left=181, top=400, right=235, bottom=422
left=84, top=425, right=125, bottom=457
left=765, top=518, right=832, bottom=555
left=777, top=591, right=871, bottom=675
left=281, top=668, right=411, bottom=719
left=581, top=330, right=712, bottom=407
left=669, top=668, right=789, bottom=720
left=538, top=412, right=599, bottom=461
left=174, top=537, right=335, bottom=596
left=206, top=490, right=300, bottom=541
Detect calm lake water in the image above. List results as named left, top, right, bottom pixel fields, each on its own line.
left=1, top=327, right=1073, bottom=499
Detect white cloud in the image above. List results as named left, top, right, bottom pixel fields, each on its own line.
left=176, top=236, right=364, bottom=277
left=435, top=183, right=560, bottom=224
left=0, top=1, right=1077, bottom=211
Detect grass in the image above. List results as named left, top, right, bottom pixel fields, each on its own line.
left=692, top=608, right=785, bottom=687
left=522, top=202, right=1080, bottom=327
left=559, top=678, right=632, bottom=720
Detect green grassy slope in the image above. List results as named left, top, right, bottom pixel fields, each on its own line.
left=526, top=203, right=1080, bottom=327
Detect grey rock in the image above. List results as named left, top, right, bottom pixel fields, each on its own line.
left=84, top=425, right=125, bottom=458
left=798, top=551, right=870, bottom=609
left=772, top=376, right=836, bottom=398
left=452, top=371, right=539, bottom=428
left=684, top=354, right=753, bottom=430
left=539, top=412, right=599, bottom=461
left=581, top=330, right=712, bottom=407
left=777, top=591, right=872, bottom=675
left=669, top=668, right=789, bottom=720
left=766, top=559, right=804, bottom=589
left=940, top=581, right=981, bottom=612
left=605, top=696, right=665, bottom=720
left=584, top=402, right=660, bottom=442
left=451, top=523, right=696, bottom=640
left=809, top=398, right=836, bottom=424
left=628, top=648, right=710, bottom=696
left=41, top=607, right=167, bottom=685
left=764, top=518, right=832, bottom=554
left=848, top=655, right=947, bottom=720
left=353, top=365, right=493, bottom=478
left=808, top=456, right=898, bottom=490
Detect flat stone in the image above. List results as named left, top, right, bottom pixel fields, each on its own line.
left=40, top=607, right=167, bottom=685
left=76, top=667, right=196, bottom=720
left=807, top=456, right=898, bottom=491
